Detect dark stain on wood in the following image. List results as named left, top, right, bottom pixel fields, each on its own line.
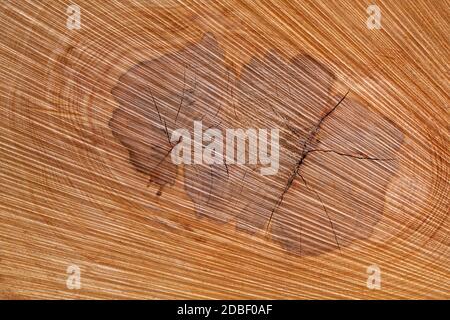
left=109, top=33, right=404, bottom=256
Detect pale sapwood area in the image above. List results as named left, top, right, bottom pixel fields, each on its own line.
left=0, top=0, right=448, bottom=299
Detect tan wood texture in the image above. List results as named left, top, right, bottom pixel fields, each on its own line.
left=0, top=0, right=448, bottom=299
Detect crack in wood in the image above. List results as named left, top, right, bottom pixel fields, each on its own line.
left=109, top=33, right=404, bottom=256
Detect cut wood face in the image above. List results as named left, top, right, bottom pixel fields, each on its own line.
left=110, top=33, right=404, bottom=256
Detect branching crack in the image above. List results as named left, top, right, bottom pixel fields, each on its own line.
left=265, top=88, right=397, bottom=251
left=266, top=90, right=350, bottom=232
left=147, top=136, right=182, bottom=188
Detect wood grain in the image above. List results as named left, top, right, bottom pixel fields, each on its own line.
left=0, top=0, right=448, bottom=299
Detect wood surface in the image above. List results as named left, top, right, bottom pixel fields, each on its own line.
left=0, top=0, right=448, bottom=299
